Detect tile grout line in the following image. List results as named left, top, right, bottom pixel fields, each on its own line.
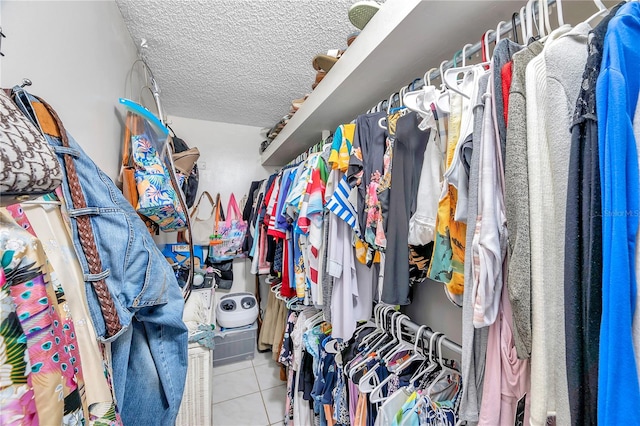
left=254, top=362, right=272, bottom=424
left=213, top=389, right=262, bottom=406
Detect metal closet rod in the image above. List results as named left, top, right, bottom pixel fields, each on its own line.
left=397, top=0, right=557, bottom=98
left=378, top=305, right=462, bottom=355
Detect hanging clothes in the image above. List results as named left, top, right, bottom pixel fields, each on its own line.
left=459, top=72, right=491, bottom=425
left=382, top=112, right=430, bottom=305
left=596, top=3, right=640, bottom=424
left=504, top=39, right=543, bottom=360
left=1, top=209, right=87, bottom=425
left=563, top=6, right=624, bottom=425
left=525, top=23, right=573, bottom=426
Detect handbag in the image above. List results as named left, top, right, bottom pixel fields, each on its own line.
left=131, top=133, right=187, bottom=231
left=121, top=112, right=159, bottom=234
left=207, top=258, right=233, bottom=290
left=209, top=193, right=248, bottom=262
left=170, top=132, right=200, bottom=208
left=0, top=89, right=62, bottom=206
left=189, top=191, right=217, bottom=245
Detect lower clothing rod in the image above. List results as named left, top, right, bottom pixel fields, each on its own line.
left=378, top=306, right=463, bottom=355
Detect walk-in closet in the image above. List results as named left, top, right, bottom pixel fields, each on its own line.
left=1, top=0, right=639, bottom=425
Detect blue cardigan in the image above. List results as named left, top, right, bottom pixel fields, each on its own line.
left=597, top=3, right=640, bottom=424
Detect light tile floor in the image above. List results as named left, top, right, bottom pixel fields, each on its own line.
left=213, top=350, right=287, bottom=426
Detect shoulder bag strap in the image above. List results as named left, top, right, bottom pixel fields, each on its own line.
left=190, top=190, right=215, bottom=219
left=226, top=193, right=242, bottom=225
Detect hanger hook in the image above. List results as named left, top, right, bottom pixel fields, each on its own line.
left=526, top=0, right=535, bottom=41
left=428, top=331, right=442, bottom=364
left=410, top=77, right=421, bottom=91
left=439, top=60, right=448, bottom=88
left=395, top=314, right=408, bottom=339
left=424, top=67, right=438, bottom=87
left=555, top=0, right=565, bottom=26
left=414, top=325, right=428, bottom=353
left=495, top=20, right=507, bottom=45
left=452, top=49, right=462, bottom=68
left=511, top=12, right=520, bottom=44
left=437, top=334, right=448, bottom=366
left=387, top=92, right=399, bottom=113
left=519, top=6, right=528, bottom=43
left=483, top=29, right=495, bottom=62
left=461, top=43, right=473, bottom=67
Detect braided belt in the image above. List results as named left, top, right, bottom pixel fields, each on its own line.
left=35, top=96, right=122, bottom=338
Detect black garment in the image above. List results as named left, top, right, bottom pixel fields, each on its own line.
left=348, top=111, right=388, bottom=238
left=299, top=351, right=315, bottom=405
left=382, top=112, right=430, bottom=305
left=243, top=180, right=262, bottom=221
left=341, top=326, right=376, bottom=366
left=564, top=4, right=624, bottom=426
left=242, top=180, right=263, bottom=255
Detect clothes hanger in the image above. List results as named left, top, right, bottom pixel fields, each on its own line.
left=519, top=6, right=528, bottom=43
left=483, top=29, right=495, bottom=62
left=495, top=21, right=507, bottom=45
left=358, top=305, right=389, bottom=350
left=443, top=40, right=489, bottom=100
left=435, top=61, right=452, bottom=114
left=360, top=304, right=385, bottom=344
left=538, top=0, right=550, bottom=37
left=511, top=12, right=520, bottom=44
left=554, top=0, right=564, bottom=27
left=350, top=309, right=400, bottom=379
left=424, top=67, right=438, bottom=88
left=373, top=312, right=408, bottom=361
left=381, top=315, right=414, bottom=364
left=353, top=307, right=379, bottom=335
left=402, top=337, right=460, bottom=426
left=443, top=65, right=485, bottom=100
left=386, top=92, right=398, bottom=114
left=526, top=0, right=535, bottom=41
left=584, top=0, right=610, bottom=24
left=271, top=283, right=282, bottom=293
left=366, top=310, right=401, bottom=356
left=407, top=331, right=442, bottom=391
left=425, top=334, right=461, bottom=396
left=461, top=44, right=473, bottom=67
left=369, top=324, right=429, bottom=404
left=358, top=314, right=406, bottom=393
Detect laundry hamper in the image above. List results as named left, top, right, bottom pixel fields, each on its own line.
left=176, top=288, right=215, bottom=426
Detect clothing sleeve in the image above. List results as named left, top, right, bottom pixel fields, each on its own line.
left=596, top=60, right=640, bottom=423
left=504, top=87, right=532, bottom=359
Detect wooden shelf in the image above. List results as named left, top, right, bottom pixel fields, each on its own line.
left=261, top=0, right=521, bottom=167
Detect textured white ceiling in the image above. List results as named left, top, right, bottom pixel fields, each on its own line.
left=116, top=0, right=355, bottom=128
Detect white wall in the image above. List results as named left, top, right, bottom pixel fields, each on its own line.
left=0, top=0, right=140, bottom=180
left=167, top=115, right=274, bottom=301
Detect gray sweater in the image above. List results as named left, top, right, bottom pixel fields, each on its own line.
left=504, top=41, right=543, bottom=359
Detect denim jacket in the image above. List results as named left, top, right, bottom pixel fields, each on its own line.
left=12, top=88, right=188, bottom=425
